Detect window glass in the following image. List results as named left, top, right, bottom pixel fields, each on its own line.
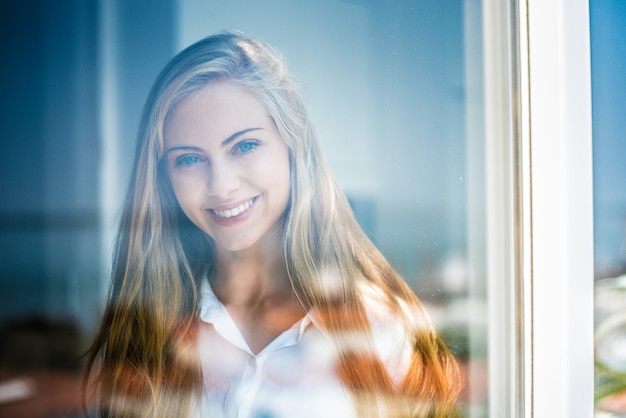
left=0, top=1, right=494, bottom=416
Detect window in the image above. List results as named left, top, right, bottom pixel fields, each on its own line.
left=0, top=1, right=596, bottom=416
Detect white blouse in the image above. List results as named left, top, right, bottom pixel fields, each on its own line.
left=195, top=280, right=412, bottom=418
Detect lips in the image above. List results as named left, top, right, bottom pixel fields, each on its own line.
left=207, top=197, right=257, bottom=226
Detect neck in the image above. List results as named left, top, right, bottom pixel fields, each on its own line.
left=210, top=234, right=293, bottom=308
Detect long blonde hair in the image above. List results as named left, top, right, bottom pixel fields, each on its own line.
left=85, top=32, right=461, bottom=417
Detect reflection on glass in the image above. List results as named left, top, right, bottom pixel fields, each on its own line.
left=0, top=1, right=491, bottom=417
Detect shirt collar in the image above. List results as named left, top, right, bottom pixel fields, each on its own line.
left=198, top=278, right=316, bottom=356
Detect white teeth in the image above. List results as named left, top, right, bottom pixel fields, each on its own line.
left=212, top=199, right=253, bottom=218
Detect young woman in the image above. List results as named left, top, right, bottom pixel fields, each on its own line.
left=85, top=32, right=462, bottom=418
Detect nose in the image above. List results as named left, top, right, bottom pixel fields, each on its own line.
left=207, top=162, right=241, bottom=199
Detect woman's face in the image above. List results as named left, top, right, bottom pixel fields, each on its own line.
left=163, top=82, right=291, bottom=253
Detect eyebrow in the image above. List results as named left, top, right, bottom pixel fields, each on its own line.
left=222, top=127, right=263, bottom=146
left=165, top=127, right=263, bottom=155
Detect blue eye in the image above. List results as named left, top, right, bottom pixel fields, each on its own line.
left=235, top=140, right=259, bottom=154
left=175, top=154, right=203, bottom=167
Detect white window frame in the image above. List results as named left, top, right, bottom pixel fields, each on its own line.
left=526, top=0, right=594, bottom=416
left=485, top=0, right=594, bottom=416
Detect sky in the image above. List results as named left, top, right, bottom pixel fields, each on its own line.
left=590, top=0, right=626, bottom=274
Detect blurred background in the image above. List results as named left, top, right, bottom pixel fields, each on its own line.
left=0, top=1, right=487, bottom=416
left=1, top=3, right=101, bottom=415
left=590, top=1, right=626, bottom=416
left=0, top=0, right=622, bottom=417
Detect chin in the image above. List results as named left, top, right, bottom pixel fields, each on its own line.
left=213, top=237, right=258, bottom=253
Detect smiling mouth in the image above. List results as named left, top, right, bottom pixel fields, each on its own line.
left=209, top=197, right=256, bottom=219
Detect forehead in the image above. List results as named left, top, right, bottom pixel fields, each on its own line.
left=164, top=82, right=270, bottom=145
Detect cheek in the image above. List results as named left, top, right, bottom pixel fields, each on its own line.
left=275, top=158, right=292, bottom=210
left=169, top=176, right=202, bottom=213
